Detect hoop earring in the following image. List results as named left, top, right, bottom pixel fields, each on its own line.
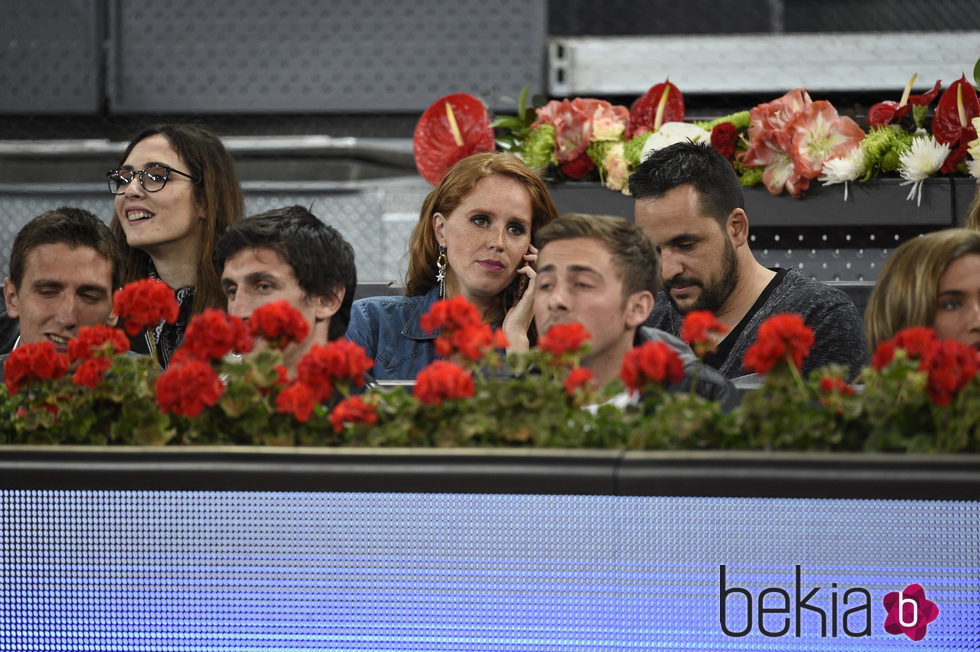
left=436, top=246, right=447, bottom=298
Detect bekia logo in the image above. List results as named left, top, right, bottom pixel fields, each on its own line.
left=883, top=584, right=940, bottom=641
left=719, top=566, right=940, bottom=640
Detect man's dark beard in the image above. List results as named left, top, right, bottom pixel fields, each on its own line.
left=665, top=239, right=739, bottom=314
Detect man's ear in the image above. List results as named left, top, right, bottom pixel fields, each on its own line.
left=313, top=286, right=344, bottom=323
left=624, top=290, right=654, bottom=330
left=432, top=212, right=447, bottom=248
left=727, top=208, right=749, bottom=247
left=3, top=277, right=20, bottom=318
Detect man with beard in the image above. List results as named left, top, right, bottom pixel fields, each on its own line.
left=629, top=142, right=867, bottom=380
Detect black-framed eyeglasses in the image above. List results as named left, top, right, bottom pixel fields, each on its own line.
left=106, top=165, right=199, bottom=195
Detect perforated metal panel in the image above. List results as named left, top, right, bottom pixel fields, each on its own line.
left=0, top=2, right=102, bottom=113
left=749, top=228, right=941, bottom=282
left=107, top=0, right=546, bottom=113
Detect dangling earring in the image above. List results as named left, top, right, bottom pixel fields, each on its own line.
left=436, top=246, right=447, bottom=298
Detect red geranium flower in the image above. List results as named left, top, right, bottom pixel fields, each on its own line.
left=4, top=341, right=70, bottom=395
left=920, top=339, right=978, bottom=407
left=742, top=313, right=815, bottom=375
left=275, top=381, right=317, bottom=422
left=621, top=340, right=685, bottom=392
left=180, top=309, right=253, bottom=362
left=112, top=279, right=179, bottom=336
left=819, top=375, right=855, bottom=396
left=538, top=322, right=591, bottom=357
left=422, top=296, right=495, bottom=360
left=871, top=327, right=938, bottom=370
left=680, top=311, right=729, bottom=358
left=155, top=359, right=224, bottom=418
left=296, top=339, right=374, bottom=401
left=71, top=357, right=113, bottom=389
left=248, top=301, right=310, bottom=350
left=563, top=366, right=594, bottom=397
left=421, top=295, right=482, bottom=333
left=329, top=395, right=378, bottom=433
left=710, top=122, right=738, bottom=162
left=67, top=325, right=130, bottom=362
left=414, top=360, right=475, bottom=405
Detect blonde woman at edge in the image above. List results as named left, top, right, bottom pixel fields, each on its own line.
left=865, top=228, right=980, bottom=352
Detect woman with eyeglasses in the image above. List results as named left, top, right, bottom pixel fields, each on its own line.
left=108, top=124, right=244, bottom=368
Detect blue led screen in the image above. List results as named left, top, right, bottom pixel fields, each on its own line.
left=1, top=491, right=977, bottom=650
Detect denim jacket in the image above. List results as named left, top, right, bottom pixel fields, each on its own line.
left=345, top=287, right=442, bottom=381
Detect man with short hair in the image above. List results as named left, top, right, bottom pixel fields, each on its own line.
left=532, top=213, right=737, bottom=408
left=629, top=142, right=867, bottom=380
left=214, top=205, right=357, bottom=375
left=1, top=207, right=121, bottom=376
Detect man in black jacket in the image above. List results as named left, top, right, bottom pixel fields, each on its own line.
left=532, top=212, right=738, bottom=410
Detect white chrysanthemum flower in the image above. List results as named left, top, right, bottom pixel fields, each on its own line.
left=819, top=147, right=867, bottom=202
left=968, top=158, right=980, bottom=179
left=898, top=135, right=950, bottom=206
left=968, top=117, right=980, bottom=179
left=640, top=122, right=711, bottom=161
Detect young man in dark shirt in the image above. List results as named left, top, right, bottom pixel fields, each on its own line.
left=214, top=205, right=357, bottom=377
left=629, top=142, right=867, bottom=380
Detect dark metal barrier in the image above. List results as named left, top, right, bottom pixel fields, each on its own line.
left=1, top=447, right=977, bottom=499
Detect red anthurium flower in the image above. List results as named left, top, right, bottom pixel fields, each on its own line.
left=867, top=76, right=942, bottom=129
left=932, top=75, right=980, bottom=146
left=933, top=75, right=980, bottom=173
left=414, top=93, right=495, bottom=186
left=627, top=79, right=684, bottom=139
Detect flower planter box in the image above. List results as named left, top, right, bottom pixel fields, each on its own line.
left=547, top=178, right=959, bottom=228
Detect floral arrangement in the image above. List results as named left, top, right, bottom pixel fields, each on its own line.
left=413, top=61, right=980, bottom=203
left=2, top=281, right=978, bottom=452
